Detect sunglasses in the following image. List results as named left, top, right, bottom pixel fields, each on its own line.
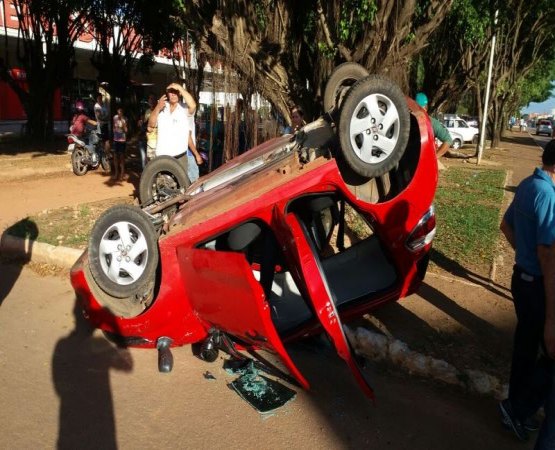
left=166, top=89, right=179, bottom=95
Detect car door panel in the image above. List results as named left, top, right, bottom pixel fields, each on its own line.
left=176, top=246, right=309, bottom=389
left=283, top=212, right=375, bottom=400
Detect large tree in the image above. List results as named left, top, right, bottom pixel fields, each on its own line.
left=86, top=1, right=184, bottom=108
left=183, top=0, right=454, bottom=124
left=0, top=0, right=87, bottom=140
left=485, top=0, right=555, bottom=147
left=417, top=0, right=491, bottom=113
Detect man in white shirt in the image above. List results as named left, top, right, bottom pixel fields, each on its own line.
left=148, top=83, right=201, bottom=177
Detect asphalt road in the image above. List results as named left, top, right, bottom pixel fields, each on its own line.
left=0, top=261, right=533, bottom=450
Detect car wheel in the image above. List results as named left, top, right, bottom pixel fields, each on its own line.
left=139, top=156, right=190, bottom=204
left=338, top=74, right=410, bottom=178
left=323, top=62, right=369, bottom=113
left=88, top=204, right=159, bottom=300
left=452, top=139, right=462, bottom=150
left=71, top=147, right=88, bottom=176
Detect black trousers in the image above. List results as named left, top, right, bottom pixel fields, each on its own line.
left=509, top=266, right=551, bottom=420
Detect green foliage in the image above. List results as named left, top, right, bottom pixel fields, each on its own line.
left=318, top=42, right=336, bottom=59
left=450, top=0, right=488, bottom=45
left=518, top=56, right=555, bottom=109
left=253, top=0, right=268, bottom=31
left=338, top=0, right=377, bottom=43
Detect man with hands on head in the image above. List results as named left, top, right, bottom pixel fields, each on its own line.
left=147, top=82, right=203, bottom=178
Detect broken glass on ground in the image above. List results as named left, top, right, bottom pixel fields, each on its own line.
left=228, top=360, right=296, bottom=414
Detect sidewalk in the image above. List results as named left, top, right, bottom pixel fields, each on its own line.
left=0, top=131, right=547, bottom=400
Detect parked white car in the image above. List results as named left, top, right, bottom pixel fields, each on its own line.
left=443, top=115, right=479, bottom=148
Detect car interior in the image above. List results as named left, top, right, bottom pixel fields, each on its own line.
left=198, top=193, right=398, bottom=335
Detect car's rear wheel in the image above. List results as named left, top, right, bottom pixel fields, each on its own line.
left=452, top=138, right=462, bottom=150
left=323, top=62, right=370, bottom=113
left=88, top=204, right=159, bottom=300
left=71, top=147, right=88, bottom=176
left=139, top=156, right=190, bottom=205
left=338, top=75, right=410, bottom=178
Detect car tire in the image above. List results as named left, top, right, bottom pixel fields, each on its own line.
left=71, top=147, right=88, bottom=176
left=323, top=62, right=370, bottom=113
left=88, top=204, right=159, bottom=300
left=338, top=74, right=410, bottom=178
left=139, top=156, right=190, bottom=204
left=452, top=139, right=462, bottom=150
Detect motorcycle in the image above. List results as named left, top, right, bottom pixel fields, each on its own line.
left=67, top=126, right=111, bottom=176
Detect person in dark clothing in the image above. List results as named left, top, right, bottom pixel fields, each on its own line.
left=499, top=139, right=555, bottom=447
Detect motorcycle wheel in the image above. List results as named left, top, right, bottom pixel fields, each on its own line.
left=88, top=204, right=159, bottom=300
left=139, top=156, right=190, bottom=205
left=71, top=147, right=89, bottom=176
left=338, top=74, right=410, bottom=179
left=100, top=153, right=111, bottom=172
left=323, top=62, right=370, bottom=114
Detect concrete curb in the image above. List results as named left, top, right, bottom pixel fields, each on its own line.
left=345, top=326, right=508, bottom=400
left=0, top=233, right=83, bottom=269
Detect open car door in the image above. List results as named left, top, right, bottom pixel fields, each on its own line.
left=176, top=246, right=309, bottom=389
left=283, top=211, right=375, bottom=400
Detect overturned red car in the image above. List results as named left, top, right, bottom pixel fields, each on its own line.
left=70, top=64, right=438, bottom=400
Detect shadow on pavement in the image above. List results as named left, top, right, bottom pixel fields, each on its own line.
left=431, top=248, right=512, bottom=302
left=52, top=298, right=133, bottom=449
left=0, top=219, right=37, bottom=306
left=284, top=337, right=521, bottom=449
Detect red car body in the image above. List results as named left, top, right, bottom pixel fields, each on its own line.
left=71, top=98, right=437, bottom=398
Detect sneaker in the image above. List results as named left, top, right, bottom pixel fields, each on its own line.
left=502, top=415, right=540, bottom=432
left=499, top=399, right=529, bottom=441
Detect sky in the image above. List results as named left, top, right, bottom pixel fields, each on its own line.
left=521, top=95, right=555, bottom=115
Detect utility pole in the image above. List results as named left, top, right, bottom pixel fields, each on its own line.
left=477, top=9, right=498, bottom=165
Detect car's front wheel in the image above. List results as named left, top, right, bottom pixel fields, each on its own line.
left=452, top=138, right=462, bottom=150
left=338, top=75, right=410, bottom=178
left=88, top=204, right=159, bottom=301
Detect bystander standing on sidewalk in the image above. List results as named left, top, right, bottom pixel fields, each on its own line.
left=112, top=107, right=128, bottom=181
left=94, top=91, right=111, bottom=158
left=499, top=139, right=555, bottom=447
left=137, top=94, right=156, bottom=171
left=186, top=114, right=204, bottom=183
left=148, top=82, right=196, bottom=175
left=415, top=92, right=453, bottom=159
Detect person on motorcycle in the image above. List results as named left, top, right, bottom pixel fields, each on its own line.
left=70, top=100, right=99, bottom=162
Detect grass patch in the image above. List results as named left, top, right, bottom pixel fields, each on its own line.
left=431, top=166, right=506, bottom=275
left=5, top=197, right=134, bottom=249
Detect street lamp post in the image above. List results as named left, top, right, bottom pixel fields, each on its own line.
left=477, top=9, right=498, bottom=165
